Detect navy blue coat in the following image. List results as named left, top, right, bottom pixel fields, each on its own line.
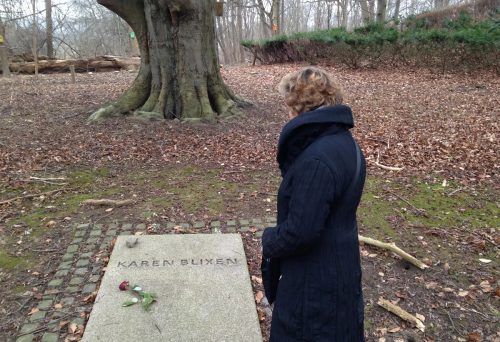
left=262, top=105, right=366, bottom=342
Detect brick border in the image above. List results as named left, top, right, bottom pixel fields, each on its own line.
left=15, top=218, right=276, bottom=342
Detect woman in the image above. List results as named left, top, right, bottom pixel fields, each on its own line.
left=262, top=67, right=366, bottom=341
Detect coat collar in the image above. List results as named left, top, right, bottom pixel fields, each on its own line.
left=277, top=105, right=354, bottom=173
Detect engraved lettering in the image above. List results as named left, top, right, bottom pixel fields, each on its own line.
left=128, top=261, right=138, bottom=268
left=205, top=259, right=214, bottom=264
left=141, top=261, right=149, bottom=267
left=181, top=259, right=188, bottom=266
left=117, top=261, right=127, bottom=268
left=227, top=258, right=238, bottom=265
left=216, top=258, right=223, bottom=265
left=163, top=260, right=174, bottom=266
left=152, top=260, right=159, bottom=267
left=191, top=259, right=198, bottom=265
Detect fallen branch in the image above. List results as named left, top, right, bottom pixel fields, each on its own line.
left=22, top=177, right=68, bottom=185
left=374, top=150, right=404, bottom=171
left=385, top=189, right=427, bottom=216
left=377, top=297, right=426, bottom=332
left=29, top=176, right=66, bottom=181
left=447, top=187, right=465, bottom=196
left=358, top=235, right=429, bottom=270
left=0, top=188, right=74, bottom=206
left=81, top=199, right=135, bottom=207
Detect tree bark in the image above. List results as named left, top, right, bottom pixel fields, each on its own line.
left=236, top=0, right=245, bottom=63
left=89, top=0, right=243, bottom=122
left=45, top=0, right=54, bottom=59
left=32, top=0, right=39, bottom=77
left=393, top=0, right=401, bottom=21
left=0, top=22, right=10, bottom=77
left=271, top=0, right=280, bottom=35
left=376, top=0, right=387, bottom=24
left=359, top=0, right=372, bottom=25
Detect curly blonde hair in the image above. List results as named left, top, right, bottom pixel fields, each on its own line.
left=278, top=67, right=344, bottom=116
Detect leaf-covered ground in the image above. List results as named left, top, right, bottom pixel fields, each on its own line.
left=0, top=65, right=498, bottom=341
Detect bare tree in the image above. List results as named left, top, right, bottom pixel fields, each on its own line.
left=32, top=0, right=38, bottom=76
left=45, top=0, right=54, bottom=59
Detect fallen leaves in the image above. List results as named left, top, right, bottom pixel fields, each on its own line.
left=466, top=331, right=481, bottom=342
left=251, top=275, right=262, bottom=284
left=255, top=291, right=264, bottom=304
left=28, top=307, right=39, bottom=315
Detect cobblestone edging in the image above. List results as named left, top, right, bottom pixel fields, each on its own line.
left=15, top=218, right=276, bottom=342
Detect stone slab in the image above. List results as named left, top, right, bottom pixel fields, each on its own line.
left=82, top=234, right=261, bottom=342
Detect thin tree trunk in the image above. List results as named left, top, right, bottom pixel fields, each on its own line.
left=393, top=0, right=401, bottom=21
left=341, top=0, right=349, bottom=28
left=369, top=0, right=375, bottom=22
left=256, top=0, right=271, bottom=38
left=45, top=0, right=54, bottom=59
left=359, top=0, right=371, bottom=25
left=236, top=0, right=245, bottom=63
left=315, top=1, right=322, bottom=29
left=0, top=21, right=10, bottom=77
left=32, top=0, right=38, bottom=77
left=376, top=0, right=387, bottom=24
left=272, top=0, right=280, bottom=35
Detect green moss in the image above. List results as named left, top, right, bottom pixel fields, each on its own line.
left=358, top=178, right=398, bottom=239
left=0, top=251, right=30, bottom=270
left=126, top=170, right=149, bottom=184
left=8, top=185, right=120, bottom=239
left=401, top=181, right=499, bottom=230
left=146, top=166, right=270, bottom=215
left=13, top=284, right=30, bottom=294
left=67, top=168, right=110, bottom=187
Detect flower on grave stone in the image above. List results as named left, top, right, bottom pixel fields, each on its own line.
left=119, top=280, right=129, bottom=291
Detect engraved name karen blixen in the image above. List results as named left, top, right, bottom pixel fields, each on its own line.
left=117, top=258, right=239, bottom=268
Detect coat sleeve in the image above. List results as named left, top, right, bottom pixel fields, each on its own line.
left=262, top=158, right=336, bottom=259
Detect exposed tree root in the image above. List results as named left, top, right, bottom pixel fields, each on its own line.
left=88, top=0, right=245, bottom=123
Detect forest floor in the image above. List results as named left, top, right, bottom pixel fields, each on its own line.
left=0, top=64, right=498, bottom=342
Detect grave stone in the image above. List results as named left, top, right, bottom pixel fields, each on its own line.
left=82, top=234, right=262, bottom=342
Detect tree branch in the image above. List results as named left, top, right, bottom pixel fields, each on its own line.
left=359, top=235, right=429, bottom=270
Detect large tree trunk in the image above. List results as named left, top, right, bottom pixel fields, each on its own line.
left=89, top=0, right=243, bottom=122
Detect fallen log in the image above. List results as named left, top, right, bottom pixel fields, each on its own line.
left=5, top=56, right=140, bottom=74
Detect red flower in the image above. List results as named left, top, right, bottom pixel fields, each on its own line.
left=119, top=280, right=129, bottom=291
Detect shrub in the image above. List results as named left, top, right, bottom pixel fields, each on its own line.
left=241, top=14, right=499, bottom=72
